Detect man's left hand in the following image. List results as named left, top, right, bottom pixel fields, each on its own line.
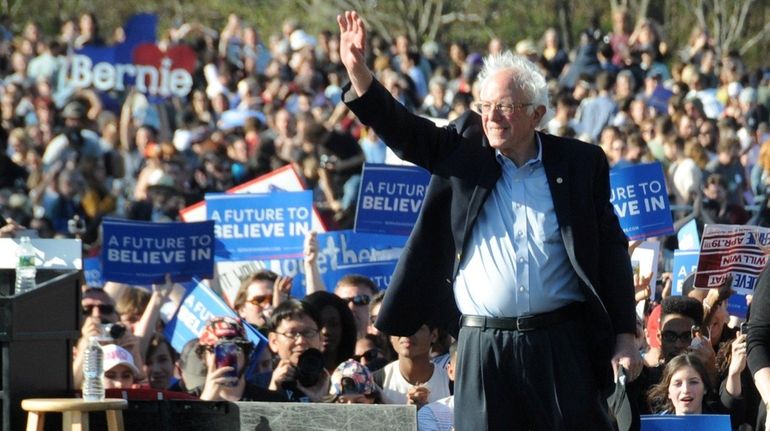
left=612, top=333, right=642, bottom=382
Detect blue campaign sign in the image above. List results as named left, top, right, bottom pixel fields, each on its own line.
left=354, top=163, right=431, bottom=236
left=102, top=218, right=215, bottom=285
left=243, top=230, right=406, bottom=298
left=677, top=219, right=700, bottom=250
left=641, top=414, right=730, bottom=431
left=83, top=257, right=103, bottom=288
left=672, top=250, right=699, bottom=296
left=164, top=279, right=266, bottom=355
left=610, top=162, right=674, bottom=240
left=727, top=293, right=748, bottom=319
left=207, top=191, right=312, bottom=261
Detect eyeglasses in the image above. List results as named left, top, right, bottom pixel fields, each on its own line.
left=661, top=330, right=693, bottom=343
left=275, top=328, right=320, bottom=341
left=245, top=294, right=272, bottom=307
left=82, top=304, right=115, bottom=316
left=471, top=101, right=532, bottom=116
left=342, top=295, right=371, bottom=306
left=352, top=348, right=381, bottom=363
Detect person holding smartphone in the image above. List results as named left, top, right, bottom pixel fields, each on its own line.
left=195, top=316, right=286, bottom=402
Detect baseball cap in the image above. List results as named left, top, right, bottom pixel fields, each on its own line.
left=102, top=344, right=141, bottom=378
left=198, top=316, right=249, bottom=347
left=329, top=359, right=377, bottom=396
left=61, top=101, right=86, bottom=120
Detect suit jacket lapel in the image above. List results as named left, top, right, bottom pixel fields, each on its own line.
left=540, top=133, right=573, bottom=248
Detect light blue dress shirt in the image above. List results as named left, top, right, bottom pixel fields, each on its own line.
left=454, top=135, right=583, bottom=317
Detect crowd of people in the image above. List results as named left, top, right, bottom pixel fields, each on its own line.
left=0, top=5, right=768, bottom=430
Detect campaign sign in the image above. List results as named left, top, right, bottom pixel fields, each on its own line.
left=610, top=162, right=674, bottom=240
left=83, top=257, right=104, bottom=288
left=216, top=230, right=406, bottom=304
left=694, top=224, right=770, bottom=293
left=180, top=165, right=327, bottom=233
left=672, top=250, right=699, bottom=296
left=68, top=13, right=195, bottom=98
left=640, top=414, right=730, bottom=431
left=206, top=191, right=312, bottom=261
left=102, top=218, right=215, bottom=285
left=164, top=279, right=266, bottom=355
left=354, top=163, right=431, bottom=236
left=677, top=219, right=700, bottom=250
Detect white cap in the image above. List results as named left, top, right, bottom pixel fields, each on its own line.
left=102, top=344, right=141, bottom=378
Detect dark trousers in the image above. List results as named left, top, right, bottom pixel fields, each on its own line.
left=454, top=314, right=613, bottom=431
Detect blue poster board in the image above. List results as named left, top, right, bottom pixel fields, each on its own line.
left=164, top=279, right=266, bottom=354
left=610, top=162, right=674, bottom=240
left=83, top=256, right=104, bottom=288
left=102, top=218, right=215, bottom=285
left=641, top=414, right=730, bottom=431
left=354, top=163, right=431, bottom=236
left=206, top=191, right=312, bottom=260
left=672, top=250, right=699, bottom=296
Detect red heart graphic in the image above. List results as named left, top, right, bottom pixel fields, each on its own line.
left=132, top=43, right=196, bottom=73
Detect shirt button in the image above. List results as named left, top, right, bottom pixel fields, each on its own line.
left=518, top=257, right=524, bottom=263
left=456, top=252, right=462, bottom=260
left=517, top=231, right=523, bottom=238
left=519, top=286, right=526, bottom=292
left=515, top=202, right=522, bottom=208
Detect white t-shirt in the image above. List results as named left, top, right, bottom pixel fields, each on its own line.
left=379, top=361, right=451, bottom=405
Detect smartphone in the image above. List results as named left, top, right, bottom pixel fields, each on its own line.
left=214, top=341, right=239, bottom=385
left=740, top=322, right=749, bottom=334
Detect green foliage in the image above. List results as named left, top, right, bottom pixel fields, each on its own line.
left=1, top=0, right=766, bottom=68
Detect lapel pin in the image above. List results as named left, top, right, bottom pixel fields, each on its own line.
left=556, top=177, right=563, bottom=184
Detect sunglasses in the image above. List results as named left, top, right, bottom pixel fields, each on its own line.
left=352, top=348, right=381, bottom=363
left=82, top=304, right=115, bottom=316
left=245, top=294, right=272, bottom=307
left=661, top=330, right=693, bottom=343
left=343, top=295, right=371, bottom=306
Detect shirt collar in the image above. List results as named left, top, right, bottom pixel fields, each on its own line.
left=495, top=133, right=543, bottom=167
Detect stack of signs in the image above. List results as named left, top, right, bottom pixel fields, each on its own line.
left=217, top=230, right=407, bottom=305
left=354, top=163, right=431, bottom=236
left=101, top=219, right=215, bottom=285
left=610, top=162, right=674, bottom=240
left=206, top=191, right=313, bottom=261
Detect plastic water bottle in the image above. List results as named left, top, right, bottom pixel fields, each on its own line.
left=14, top=236, right=36, bottom=294
left=82, top=337, right=105, bottom=401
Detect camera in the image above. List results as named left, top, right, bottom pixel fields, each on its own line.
left=101, top=323, right=126, bottom=340
left=67, top=215, right=86, bottom=235
left=295, top=348, right=325, bottom=387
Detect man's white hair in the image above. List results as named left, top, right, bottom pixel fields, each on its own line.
left=477, top=51, right=554, bottom=128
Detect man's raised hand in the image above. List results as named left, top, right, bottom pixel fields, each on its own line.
left=336, top=11, right=373, bottom=96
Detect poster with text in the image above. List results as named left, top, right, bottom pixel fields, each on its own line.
left=610, top=162, right=674, bottom=240
left=206, top=191, right=312, bottom=261
left=354, top=163, right=431, bottom=236
left=694, top=224, right=770, bottom=294
left=101, top=219, right=214, bottom=284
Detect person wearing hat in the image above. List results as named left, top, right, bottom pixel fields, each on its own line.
left=103, top=344, right=143, bottom=389
left=42, top=100, right=103, bottom=169
left=328, top=359, right=381, bottom=404
left=195, top=316, right=287, bottom=402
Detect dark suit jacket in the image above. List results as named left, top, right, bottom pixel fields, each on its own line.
left=344, top=79, right=636, bottom=385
